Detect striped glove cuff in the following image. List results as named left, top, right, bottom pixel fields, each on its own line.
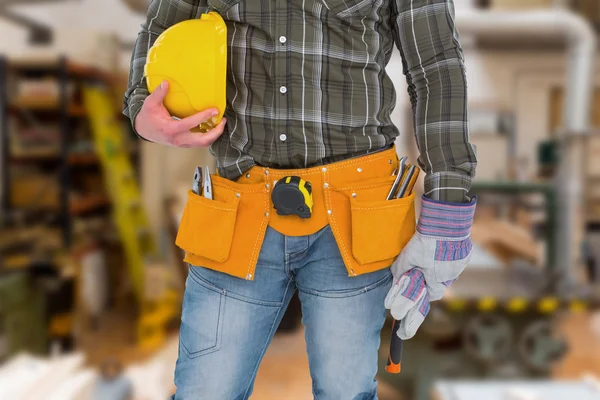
left=416, top=195, right=477, bottom=238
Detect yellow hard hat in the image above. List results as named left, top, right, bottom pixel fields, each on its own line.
left=145, top=12, right=227, bottom=132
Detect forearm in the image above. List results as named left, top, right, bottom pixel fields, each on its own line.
left=394, top=0, right=477, bottom=203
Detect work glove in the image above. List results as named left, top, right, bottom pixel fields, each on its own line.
left=384, top=195, right=477, bottom=339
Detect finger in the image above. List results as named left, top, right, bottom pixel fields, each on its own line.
left=171, top=118, right=227, bottom=148
left=398, top=269, right=426, bottom=303
left=145, top=80, right=169, bottom=107
left=385, top=269, right=412, bottom=309
left=398, top=291, right=430, bottom=340
left=390, top=296, right=416, bottom=322
left=384, top=284, right=402, bottom=309
left=389, top=269, right=426, bottom=320
left=172, top=108, right=220, bottom=133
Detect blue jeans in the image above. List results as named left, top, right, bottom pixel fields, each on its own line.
left=172, top=225, right=392, bottom=400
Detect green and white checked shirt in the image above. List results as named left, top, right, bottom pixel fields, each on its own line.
left=124, top=0, right=477, bottom=202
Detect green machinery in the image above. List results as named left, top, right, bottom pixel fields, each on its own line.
left=0, top=270, right=47, bottom=360
left=377, top=181, right=594, bottom=400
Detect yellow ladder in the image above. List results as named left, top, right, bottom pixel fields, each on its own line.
left=82, top=86, right=179, bottom=350
left=83, top=85, right=156, bottom=302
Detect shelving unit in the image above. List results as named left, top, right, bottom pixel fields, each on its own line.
left=0, top=55, right=139, bottom=254
left=0, top=55, right=144, bottom=356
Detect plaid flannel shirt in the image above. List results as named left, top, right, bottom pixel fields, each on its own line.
left=124, top=0, right=477, bottom=202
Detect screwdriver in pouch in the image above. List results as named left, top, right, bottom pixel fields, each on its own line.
left=386, top=157, right=407, bottom=200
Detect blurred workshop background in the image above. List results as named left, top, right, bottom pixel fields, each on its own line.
left=1, top=0, right=600, bottom=399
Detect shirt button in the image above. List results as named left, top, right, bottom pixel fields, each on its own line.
left=280, top=86, right=287, bottom=94
left=279, top=36, right=287, bottom=44
left=279, top=134, right=287, bottom=142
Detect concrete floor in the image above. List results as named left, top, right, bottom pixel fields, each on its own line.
left=554, top=312, right=600, bottom=379
left=253, top=312, right=600, bottom=399
left=79, top=309, right=402, bottom=399
left=79, top=309, right=600, bottom=399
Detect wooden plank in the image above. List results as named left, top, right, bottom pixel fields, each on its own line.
left=471, top=219, right=541, bottom=265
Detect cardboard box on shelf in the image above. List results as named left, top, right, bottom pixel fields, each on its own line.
left=9, top=121, right=62, bottom=157
left=10, top=175, right=60, bottom=209
left=14, top=79, right=76, bottom=104
left=471, top=218, right=543, bottom=266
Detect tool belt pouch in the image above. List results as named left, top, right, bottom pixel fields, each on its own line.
left=175, top=175, right=270, bottom=280
left=327, top=175, right=417, bottom=276
left=175, top=147, right=417, bottom=280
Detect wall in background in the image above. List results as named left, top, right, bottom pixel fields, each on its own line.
left=1, top=0, right=598, bottom=232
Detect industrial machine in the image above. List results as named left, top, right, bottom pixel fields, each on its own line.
left=378, top=182, right=595, bottom=399
left=379, top=6, right=599, bottom=398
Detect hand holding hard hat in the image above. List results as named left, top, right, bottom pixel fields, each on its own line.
left=134, top=80, right=226, bottom=147
left=135, top=11, right=228, bottom=146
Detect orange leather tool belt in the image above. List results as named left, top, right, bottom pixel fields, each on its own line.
left=175, top=146, right=416, bottom=280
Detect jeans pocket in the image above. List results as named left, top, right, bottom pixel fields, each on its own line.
left=179, top=271, right=226, bottom=358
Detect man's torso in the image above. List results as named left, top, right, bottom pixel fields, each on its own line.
left=210, top=0, right=401, bottom=180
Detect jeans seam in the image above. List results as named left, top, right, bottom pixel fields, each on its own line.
left=188, top=265, right=226, bottom=295
left=189, top=265, right=283, bottom=307
left=284, top=252, right=294, bottom=280
left=225, top=291, right=283, bottom=307
left=241, top=278, right=294, bottom=400
left=297, top=270, right=392, bottom=299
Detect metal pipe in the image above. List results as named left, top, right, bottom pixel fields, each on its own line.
left=456, top=9, right=596, bottom=286
left=456, top=10, right=596, bottom=131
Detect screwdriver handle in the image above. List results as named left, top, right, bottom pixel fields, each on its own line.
left=386, top=319, right=403, bottom=374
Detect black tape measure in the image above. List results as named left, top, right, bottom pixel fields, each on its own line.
left=271, top=176, right=313, bottom=219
